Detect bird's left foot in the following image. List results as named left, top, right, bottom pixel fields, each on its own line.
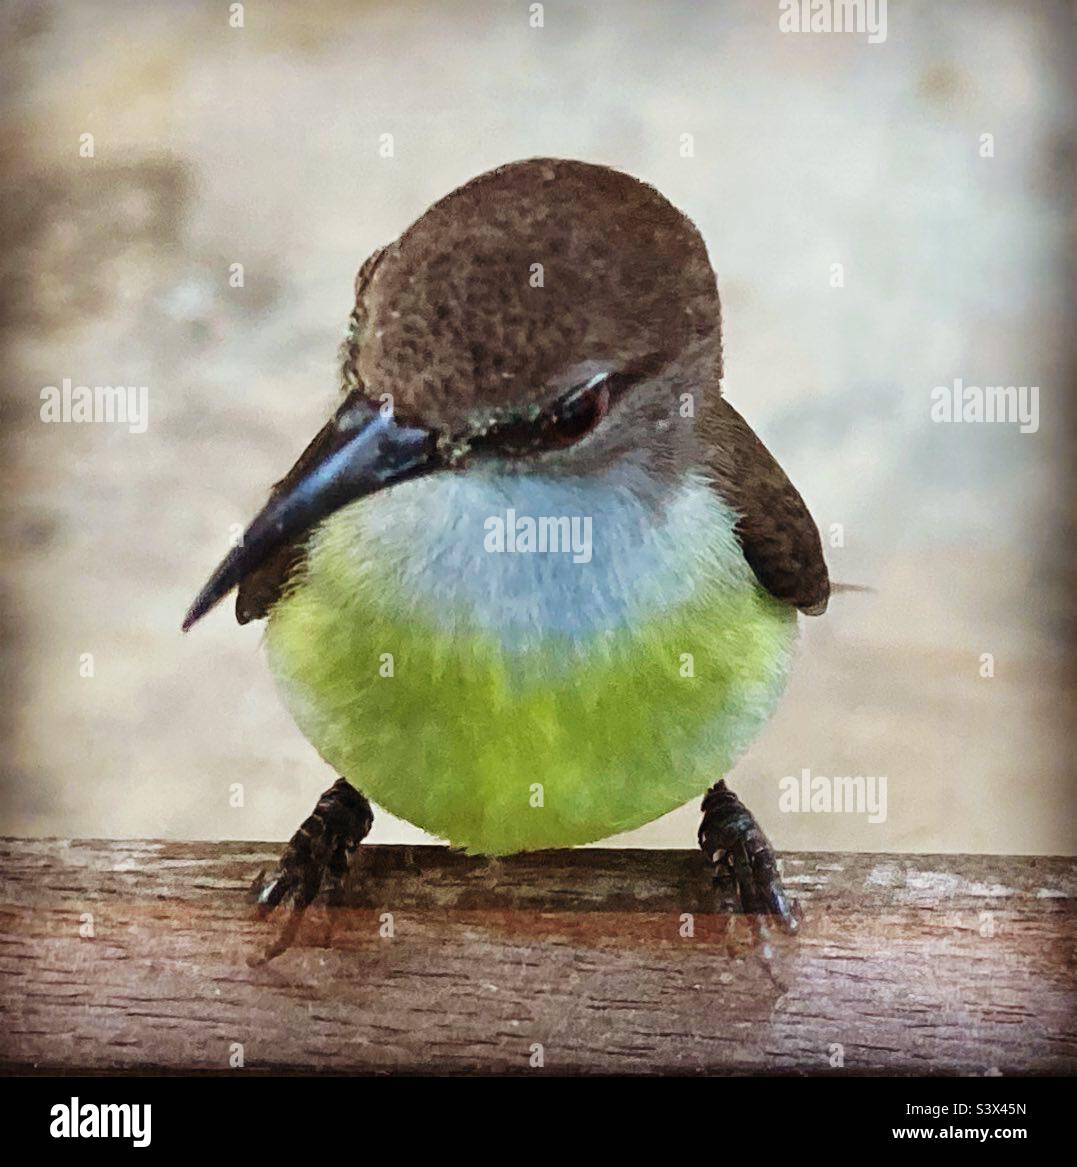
left=248, top=777, right=373, bottom=964
left=699, top=780, right=801, bottom=933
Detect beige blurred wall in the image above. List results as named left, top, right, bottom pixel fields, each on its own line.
left=1, top=0, right=1072, bottom=856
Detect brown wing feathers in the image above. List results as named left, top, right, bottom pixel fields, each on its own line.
left=700, top=397, right=830, bottom=615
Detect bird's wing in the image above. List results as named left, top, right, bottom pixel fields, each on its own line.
left=700, top=396, right=830, bottom=615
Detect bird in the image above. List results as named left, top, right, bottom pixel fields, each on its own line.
left=183, top=158, right=830, bottom=961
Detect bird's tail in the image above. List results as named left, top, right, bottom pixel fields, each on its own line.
left=830, top=581, right=875, bottom=596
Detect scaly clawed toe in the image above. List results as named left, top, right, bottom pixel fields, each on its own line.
left=248, top=778, right=372, bottom=964
left=699, top=780, right=800, bottom=933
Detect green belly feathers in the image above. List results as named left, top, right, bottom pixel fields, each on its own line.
left=265, top=540, right=797, bottom=856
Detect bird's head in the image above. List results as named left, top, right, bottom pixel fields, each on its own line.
left=183, top=158, right=723, bottom=630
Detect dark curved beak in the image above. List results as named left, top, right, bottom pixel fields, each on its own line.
left=182, top=393, right=440, bottom=631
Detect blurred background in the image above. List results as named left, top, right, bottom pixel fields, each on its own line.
left=1, top=0, right=1072, bottom=855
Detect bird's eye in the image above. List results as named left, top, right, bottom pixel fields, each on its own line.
left=544, top=374, right=611, bottom=449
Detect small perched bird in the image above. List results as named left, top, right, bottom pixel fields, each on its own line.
left=184, top=159, right=830, bottom=960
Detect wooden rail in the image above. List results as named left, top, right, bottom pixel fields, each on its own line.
left=0, top=839, right=1073, bottom=1074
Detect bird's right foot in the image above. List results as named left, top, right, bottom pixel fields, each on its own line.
left=249, top=777, right=373, bottom=964
left=698, top=779, right=801, bottom=934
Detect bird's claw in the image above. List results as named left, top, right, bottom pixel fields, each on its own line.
left=700, top=780, right=802, bottom=935
left=712, top=842, right=801, bottom=933
left=247, top=779, right=373, bottom=965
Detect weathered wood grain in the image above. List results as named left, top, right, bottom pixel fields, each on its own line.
left=0, top=839, right=1073, bottom=1074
